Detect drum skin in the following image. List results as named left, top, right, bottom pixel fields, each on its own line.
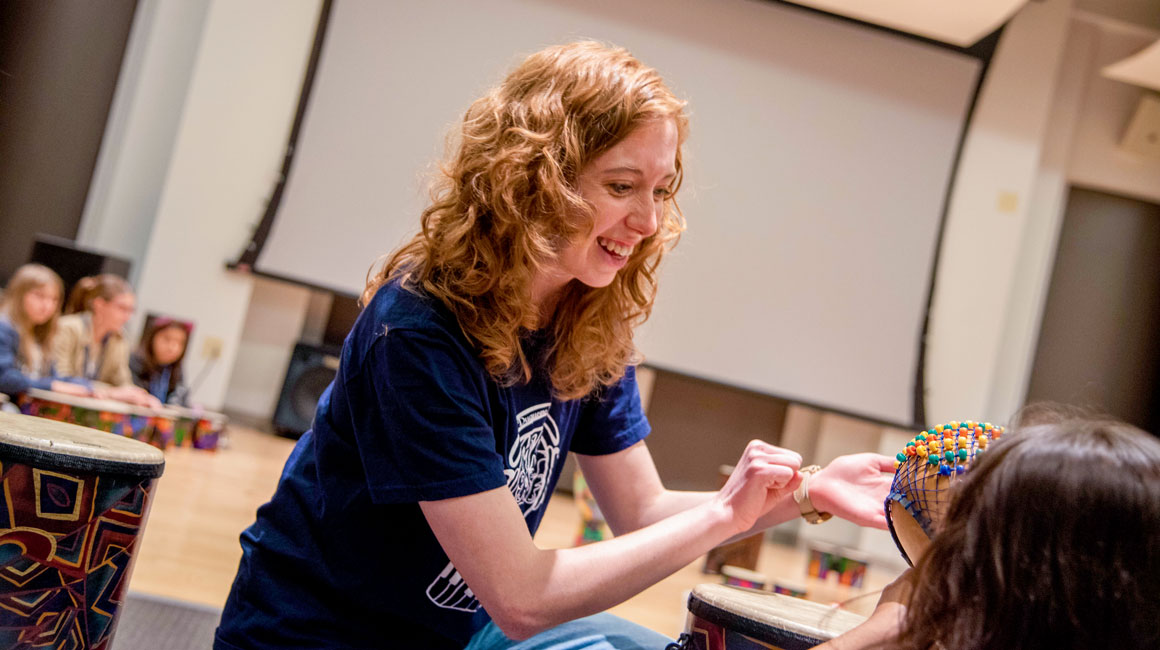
left=683, top=584, right=865, bottom=650
left=0, top=412, right=165, bottom=649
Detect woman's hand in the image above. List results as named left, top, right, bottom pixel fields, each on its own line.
left=50, top=381, right=90, bottom=397
left=714, top=440, right=803, bottom=535
left=809, top=453, right=895, bottom=529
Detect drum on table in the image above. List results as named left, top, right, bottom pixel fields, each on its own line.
left=679, top=583, right=866, bottom=650
left=0, top=411, right=165, bottom=649
left=19, top=388, right=156, bottom=445
left=162, top=404, right=227, bottom=451
left=148, top=407, right=181, bottom=450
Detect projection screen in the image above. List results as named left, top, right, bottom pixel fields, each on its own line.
left=251, top=0, right=982, bottom=426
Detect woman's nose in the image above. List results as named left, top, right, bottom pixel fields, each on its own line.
left=627, top=194, right=659, bottom=237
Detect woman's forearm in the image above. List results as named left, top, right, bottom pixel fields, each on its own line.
left=501, top=498, right=740, bottom=639
left=634, top=488, right=801, bottom=544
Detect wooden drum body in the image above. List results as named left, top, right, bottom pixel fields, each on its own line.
left=683, top=584, right=865, bottom=650
left=0, top=412, right=165, bottom=649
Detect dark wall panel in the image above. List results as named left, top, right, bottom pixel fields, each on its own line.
left=0, top=0, right=138, bottom=284
left=644, top=369, right=788, bottom=491
left=1027, top=187, right=1160, bottom=432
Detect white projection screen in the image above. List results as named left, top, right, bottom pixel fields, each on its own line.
left=253, top=0, right=982, bottom=426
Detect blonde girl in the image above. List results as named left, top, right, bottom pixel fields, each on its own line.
left=0, top=264, right=90, bottom=397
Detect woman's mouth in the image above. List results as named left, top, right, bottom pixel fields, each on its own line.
left=597, top=237, right=634, bottom=258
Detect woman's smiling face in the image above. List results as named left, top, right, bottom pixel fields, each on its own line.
left=534, top=118, right=678, bottom=301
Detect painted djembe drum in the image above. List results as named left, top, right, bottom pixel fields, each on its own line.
left=572, top=470, right=611, bottom=545
left=18, top=388, right=157, bottom=445
left=163, top=405, right=227, bottom=451
left=680, top=584, right=866, bottom=650
left=885, top=420, right=1004, bottom=565
left=147, top=407, right=180, bottom=450
left=0, top=411, right=165, bottom=649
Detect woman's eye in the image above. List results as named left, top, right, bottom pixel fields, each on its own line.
left=654, top=187, right=673, bottom=200
left=608, top=183, right=632, bottom=195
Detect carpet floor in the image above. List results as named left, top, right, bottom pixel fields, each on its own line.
left=110, top=592, right=222, bottom=650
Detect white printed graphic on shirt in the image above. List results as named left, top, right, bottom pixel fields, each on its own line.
left=505, top=402, right=560, bottom=516
left=426, top=402, right=560, bottom=612
left=425, top=561, right=481, bottom=613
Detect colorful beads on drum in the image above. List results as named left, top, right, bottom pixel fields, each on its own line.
left=885, top=420, right=1005, bottom=565
left=892, top=421, right=1002, bottom=477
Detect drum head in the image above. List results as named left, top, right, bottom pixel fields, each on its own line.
left=689, top=584, right=865, bottom=650
left=0, top=412, right=165, bottom=479
left=24, top=387, right=137, bottom=414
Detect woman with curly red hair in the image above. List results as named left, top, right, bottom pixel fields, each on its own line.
left=217, top=41, right=892, bottom=650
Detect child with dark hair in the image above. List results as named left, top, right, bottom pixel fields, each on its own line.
left=821, top=411, right=1160, bottom=650
left=130, top=317, right=192, bottom=406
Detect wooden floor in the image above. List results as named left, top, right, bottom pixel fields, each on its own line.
left=130, top=424, right=900, bottom=638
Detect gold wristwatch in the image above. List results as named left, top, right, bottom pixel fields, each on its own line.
left=794, top=465, right=832, bottom=524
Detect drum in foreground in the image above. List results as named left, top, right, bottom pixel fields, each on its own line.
left=885, top=420, right=1003, bottom=565
left=681, top=583, right=866, bottom=650
left=0, top=411, right=165, bottom=649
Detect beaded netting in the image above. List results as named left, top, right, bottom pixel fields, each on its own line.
left=885, top=420, right=1004, bottom=565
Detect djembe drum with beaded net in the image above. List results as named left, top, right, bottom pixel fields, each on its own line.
left=884, top=420, right=1004, bottom=565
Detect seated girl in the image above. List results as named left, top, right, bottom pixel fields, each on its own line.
left=54, top=274, right=160, bottom=408
left=822, top=410, right=1160, bottom=650
left=0, top=264, right=90, bottom=397
left=130, top=317, right=192, bottom=406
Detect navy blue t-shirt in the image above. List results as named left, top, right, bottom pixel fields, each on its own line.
left=215, top=282, right=650, bottom=650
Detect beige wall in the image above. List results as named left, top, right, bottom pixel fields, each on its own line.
left=128, top=0, right=323, bottom=410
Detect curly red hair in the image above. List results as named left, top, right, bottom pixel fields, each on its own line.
left=365, top=41, right=688, bottom=399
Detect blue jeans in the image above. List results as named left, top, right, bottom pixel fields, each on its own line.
left=465, top=613, right=674, bottom=650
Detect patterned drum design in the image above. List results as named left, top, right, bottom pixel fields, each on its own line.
left=163, top=406, right=227, bottom=451
left=0, top=412, right=165, bottom=649
left=18, top=389, right=159, bottom=445
left=683, top=584, right=865, bottom=650
left=149, top=408, right=180, bottom=450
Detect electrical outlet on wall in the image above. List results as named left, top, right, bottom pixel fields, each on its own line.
left=201, top=336, right=224, bottom=360
left=1120, top=93, right=1160, bottom=160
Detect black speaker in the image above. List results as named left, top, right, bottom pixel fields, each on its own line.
left=273, top=342, right=340, bottom=439
left=28, top=234, right=132, bottom=299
